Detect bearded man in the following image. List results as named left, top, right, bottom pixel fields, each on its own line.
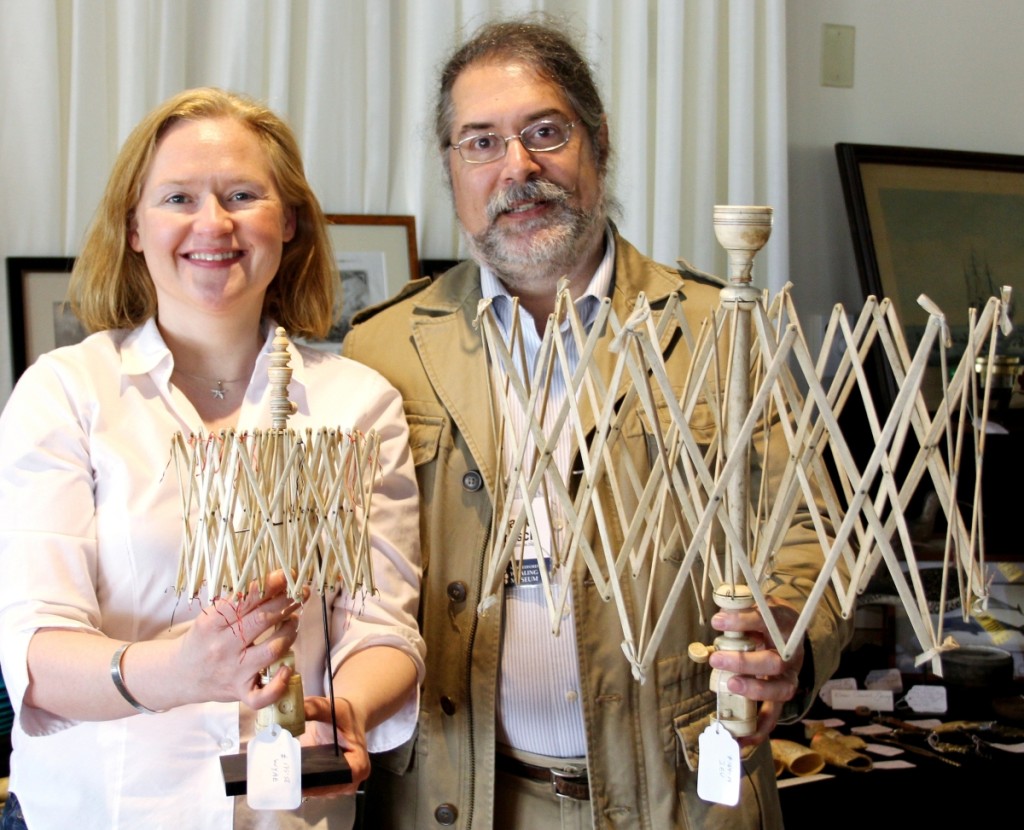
left=344, top=16, right=849, bottom=830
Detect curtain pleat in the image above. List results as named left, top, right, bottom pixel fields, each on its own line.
left=0, top=0, right=788, bottom=399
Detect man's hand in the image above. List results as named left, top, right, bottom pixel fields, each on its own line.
left=708, top=598, right=804, bottom=746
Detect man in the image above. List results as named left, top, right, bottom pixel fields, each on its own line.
left=344, top=17, right=850, bottom=829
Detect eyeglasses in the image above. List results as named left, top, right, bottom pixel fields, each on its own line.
left=450, top=117, right=576, bottom=164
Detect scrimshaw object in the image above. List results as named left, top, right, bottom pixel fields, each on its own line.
left=171, top=327, right=381, bottom=794
left=171, top=328, right=380, bottom=603
left=477, top=205, right=1011, bottom=738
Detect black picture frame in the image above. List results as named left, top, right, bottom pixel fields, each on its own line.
left=835, top=142, right=1024, bottom=408
left=6, top=256, right=81, bottom=379
left=418, top=258, right=460, bottom=280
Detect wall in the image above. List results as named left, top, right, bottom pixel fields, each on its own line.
left=786, top=0, right=1024, bottom=328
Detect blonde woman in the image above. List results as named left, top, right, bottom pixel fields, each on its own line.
left=0, top=88, right=424, bottom=830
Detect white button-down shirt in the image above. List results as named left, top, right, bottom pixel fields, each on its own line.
left=483, top=230, right=616, bottom=758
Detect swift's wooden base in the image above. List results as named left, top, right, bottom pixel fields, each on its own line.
left=220, top=744, right=351, bottom=796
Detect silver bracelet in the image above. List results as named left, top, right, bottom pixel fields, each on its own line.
left=110, top=642, right=165, bottom=714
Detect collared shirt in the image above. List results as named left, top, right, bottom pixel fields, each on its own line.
left=0, top=318, right=425, bottom=830
left=482, top=229, right=616, bottom=758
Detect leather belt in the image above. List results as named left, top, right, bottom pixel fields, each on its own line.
left=495, top=753, right=590, bottom=801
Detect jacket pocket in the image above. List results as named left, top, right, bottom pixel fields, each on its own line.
left=672, top=690, right=717, bottom=772
left=671, top=688, right=778, bottom=824
left=405, top=412, right=444, bottom=468
left=625, top=395, right=718, bottom=447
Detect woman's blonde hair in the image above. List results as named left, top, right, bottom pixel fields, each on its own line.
left=70, top=87, right=335, bottom=339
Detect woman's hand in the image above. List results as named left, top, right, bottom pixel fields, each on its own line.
left=176, top=570, right=306, bottom=710
left=24, top=571, right=306, bottom=719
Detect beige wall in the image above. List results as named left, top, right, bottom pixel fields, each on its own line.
left=786, top=0, right=1024, bottom=338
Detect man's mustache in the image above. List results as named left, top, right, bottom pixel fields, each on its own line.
left=486, top=179, right=572, bottom=223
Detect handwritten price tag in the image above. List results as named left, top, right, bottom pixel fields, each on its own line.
left=247, top=724, right=302, bottom=810
left=697, top=721, right=740, bottom=806
left=904, top=685, right=947, bottom=714
left=830, top=688, right=894, bottom=711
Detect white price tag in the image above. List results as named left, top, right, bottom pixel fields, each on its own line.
left=697, top=721, right=741, bottom=806
left=903, top=685, right=947, bottom=714
left=864, top=742, right=904, bottom=757
left=830, top=688, right=894, bottom=711
left=851, top=723, right=892, bottom=737
left=875, top=759, right=916, bottom=770
left=246, top=724, right=302, bottom=810
left=818, top=677, right=856, bottom=707
left=864, top=668, right=903, bottom=693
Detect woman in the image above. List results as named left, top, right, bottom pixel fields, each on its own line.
left=0, top=88, right=424, bottom=829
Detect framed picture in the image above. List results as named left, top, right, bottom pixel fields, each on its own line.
left=419, top=258, right=460, bottom=280
left=6, top=256, right=83, bottom=378
left=316, top=214, right=419, bottom=346
left=836, top=143, right=1024, bottom=406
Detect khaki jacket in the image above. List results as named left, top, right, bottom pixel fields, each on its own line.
left=343, top=232, right=850, bottom=829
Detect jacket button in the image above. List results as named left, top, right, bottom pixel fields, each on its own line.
left=434, top=803, right=458, bottom=825
left=446, top=581, right=467, bottom=603
left=440, top=695, right=457, bottom=716
left=461, top=470, right=483, bottom=491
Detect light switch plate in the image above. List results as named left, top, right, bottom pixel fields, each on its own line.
left=822, top=24, right=855, bottom=88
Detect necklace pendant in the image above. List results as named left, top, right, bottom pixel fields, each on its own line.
left=211, top=381, right=226, bottom=400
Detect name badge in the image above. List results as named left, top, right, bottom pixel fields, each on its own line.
left=504, top=496, right=560, bottom=589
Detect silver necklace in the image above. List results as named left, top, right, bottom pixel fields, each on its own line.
left=173, top=368, right=249, bottom=400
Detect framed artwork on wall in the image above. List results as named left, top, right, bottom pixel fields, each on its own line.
left=419, top=258, right=460, bottom=280
left=836, top=142, right=1024, bottom=406
left=6, top=256, right=81, bottom=379
left=314, top=214, right=420, bottom=347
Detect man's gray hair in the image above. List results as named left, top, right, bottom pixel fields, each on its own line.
left=434, top=16, right=609, bottom=175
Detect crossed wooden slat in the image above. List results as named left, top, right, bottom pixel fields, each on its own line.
left=172, top=427, right=381, bottom=601
left=172, top=330, right=381, bottom=602
left=478, top=284, right=1010, bottom=680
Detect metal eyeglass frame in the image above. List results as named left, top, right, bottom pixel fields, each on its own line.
left=450, top=119, right=577, bottom=164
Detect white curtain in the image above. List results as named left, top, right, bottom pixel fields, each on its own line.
left=0, top=0, right=788, bottom=401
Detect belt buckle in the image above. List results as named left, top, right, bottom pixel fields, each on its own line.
left=549, top=765, right=588, bottom=801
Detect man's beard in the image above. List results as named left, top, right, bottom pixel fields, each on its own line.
left=462, top=178, right=606, bottom=292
